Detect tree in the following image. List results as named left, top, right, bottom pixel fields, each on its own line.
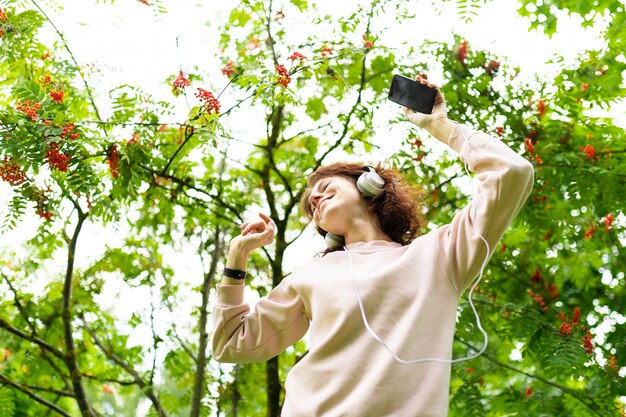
left=1, top=0, right=624, bottom=416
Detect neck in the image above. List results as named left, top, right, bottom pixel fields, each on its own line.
left=343, top=217, right=392, bottom=245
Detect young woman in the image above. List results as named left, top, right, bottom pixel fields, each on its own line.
left=212, top=76, right=534, bottom=416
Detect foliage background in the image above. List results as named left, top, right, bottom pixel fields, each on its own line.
left=0, top=0, right=625, bottom=416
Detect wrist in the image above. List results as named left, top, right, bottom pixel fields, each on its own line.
left=226, top=242, right=249, bottom=271
left=425, top=118, right=456, bottom=145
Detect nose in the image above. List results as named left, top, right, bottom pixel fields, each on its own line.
left=309, top=190, right=323, bottom=209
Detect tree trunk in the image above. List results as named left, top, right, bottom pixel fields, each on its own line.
left=190, top=228, right=222, bottom=417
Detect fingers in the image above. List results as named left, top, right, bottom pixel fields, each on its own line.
left=258, top=212, right=272, bottom=224
left=240, top=213, right=275, bottom=236
left=414, top=74, right=438, bottom=90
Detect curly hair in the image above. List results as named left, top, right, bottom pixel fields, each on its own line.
left=300, top=162, right=426, bottom=254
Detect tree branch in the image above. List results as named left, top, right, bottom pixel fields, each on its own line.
left=60, top=201, right=95, bottom=417
left=190, top=224, right=224, bottom=417
left=0, top=317, right=64, bottom=360
left=81, top=319, right=169, bottom=417
left=457, top=339, right=606, bottom=417
left=0, top=373, right=72, bottom=417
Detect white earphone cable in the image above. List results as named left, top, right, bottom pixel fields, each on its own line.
left=347, top=122, right=490, bottom=364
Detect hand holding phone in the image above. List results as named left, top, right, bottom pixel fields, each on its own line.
left=388, top=74, right=438, bottom=114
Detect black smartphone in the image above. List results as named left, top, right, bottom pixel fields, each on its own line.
left=387, top=74, right=438, bottom=114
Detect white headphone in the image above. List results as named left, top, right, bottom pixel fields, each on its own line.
left=324, top=166, right=385, bottom=249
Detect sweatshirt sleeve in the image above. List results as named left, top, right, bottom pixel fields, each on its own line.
left=437, top=124, right=534, bottom=294
left=211, top=277, right=310, bottom=363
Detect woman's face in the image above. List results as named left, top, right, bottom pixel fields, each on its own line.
left=308, top=175, right=367, bottom=235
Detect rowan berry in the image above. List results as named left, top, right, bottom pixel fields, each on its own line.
left=580, top=144, right=597, bottom=160
left=50, top=90, right=65, bottom=103
left=16, top=100, right=42, bottom=122
left=321, top=46, right=333, bottom=57
left=276, top=64, right=290, bottom=88
left=456, top=41, right=468, bottom=66
left=584, top=223, right=595, bottom=239
left=602, top=213, right=614, bottom=231
left=572, top=306, right=582, bottom=325
left=582, top=334, right=594, bottom=354
left=45, top=142, right=70, bottom=172
left=173, top=73, right=190, bottom=89
left=0, top=8, right=7, bottom=20
left=486, top=60, right=500, bottom=76
left=194, top=88, right=220, bottom=114
left=0, top=157, right=27, bottom=186
left=221, top=61, right=236, bottom=78
left=537, top=99, right=546, bottom=117
left=288, top=51, right=307, bottom=61
left=362, top=34, right=373, bottom=49
left=107, top=144, right=120, bottom=178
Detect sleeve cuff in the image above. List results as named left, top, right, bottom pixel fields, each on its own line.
left=217, top=284, right=245, bottom=306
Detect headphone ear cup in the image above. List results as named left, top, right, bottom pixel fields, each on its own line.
left=325, top=232, right=344, bottom=249
left=357, top=166, right=385, bottom=197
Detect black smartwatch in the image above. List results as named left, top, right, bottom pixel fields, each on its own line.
left=223, top=267, right=247, bottom=280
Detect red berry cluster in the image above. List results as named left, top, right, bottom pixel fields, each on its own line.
left=276, top=65, right=290, bottom=87
left=556, top=307, right=594, bottom=353
left=39, top=74, right=52, bottom=84
left=528, top=290, right=549, bottom=312
left=45, top=142, right=70, bottom=172
left=37, top=207, right=53, bottom=220
left=34, top=188, right=53, bottom=220
left=321, top=46, right=333, bottom=57
left=127, top=132, right=140, bottom=144
left=524, top=133, right=543, bottom=165
left=288, top=51, right=307, bottom=61
left=580, top=144, right=598, bottom=160
left=0, top=7, right=7, bottom=20
left=362, top=34, right=373, bottom=49
left=61, top=122, right=80, bottom=140
left=16, top=100, right=42, bottom=122
left=408, top=136, right=425, bottom=162
left=173, top=73, right=190, bottom=89
left=525, top=387, right=533, bottom=399
left=50, top=90, right=65, bottom=103
left=601, top=213, right=614, bottom=231
left=495, top=126, right=504, bottom=137
left=194, top=88, right=220, bottom=114
left=0, top=157, right=27, bottom=186
left=456, top=40, right=468, bottom=66
left=221, top=61, right=236, bottom=77
left=485, top=60, right=500, bottom=76
left=107, top=144, right=120, bottom=178
left=537, top=99, right=546, bottom=117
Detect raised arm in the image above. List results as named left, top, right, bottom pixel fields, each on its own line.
left=404, top=76, right=534, bottom=293
left=212, top=213, right=310, bottom=362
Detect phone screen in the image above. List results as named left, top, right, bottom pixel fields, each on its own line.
left=387, top=74, right=438, bottom=114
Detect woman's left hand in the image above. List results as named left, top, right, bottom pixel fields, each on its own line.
left=402, top=75, right=448, bottom=130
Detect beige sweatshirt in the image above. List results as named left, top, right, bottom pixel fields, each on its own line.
left=212, top=125, right=534, bottom=417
